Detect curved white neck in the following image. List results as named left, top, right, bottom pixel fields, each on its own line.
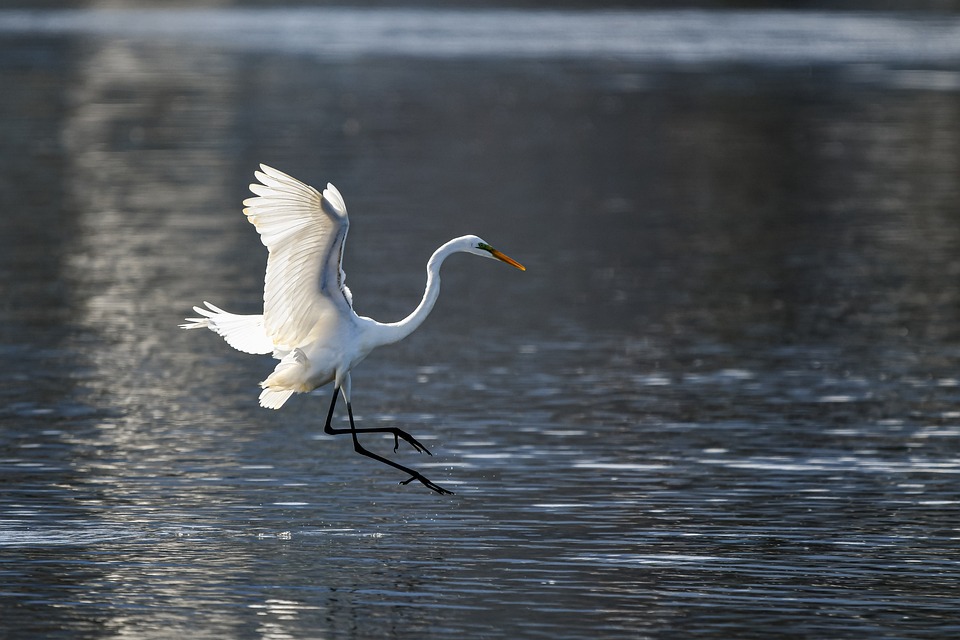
left=374, top=238, right=466, bottom=346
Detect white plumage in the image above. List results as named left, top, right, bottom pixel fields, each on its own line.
left=181, top=164, right=525, bottom=493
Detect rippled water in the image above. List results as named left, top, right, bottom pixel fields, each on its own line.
left=2, top=7, right=960, bottom=639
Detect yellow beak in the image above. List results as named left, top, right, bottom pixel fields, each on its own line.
left=490, top=248, right=526, bottom=271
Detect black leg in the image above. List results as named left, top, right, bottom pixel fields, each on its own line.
left=322, top=387, right=431, bottom=454
left=323, top=387, right=454, bottom=495
left=345, top=402, right=454, bottom=495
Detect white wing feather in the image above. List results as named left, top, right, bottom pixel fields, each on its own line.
left=242, top=164, right=352, bottom=349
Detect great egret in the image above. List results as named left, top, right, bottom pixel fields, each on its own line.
left=181, top=164, right=525, bottom=494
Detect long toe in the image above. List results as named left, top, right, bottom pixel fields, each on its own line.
left=400, top=474, right=454, bottom=495
left=395, top=429, right=432, bottom=455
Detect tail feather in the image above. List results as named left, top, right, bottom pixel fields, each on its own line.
left=259, top=387, right=296, bottom=410
left=179, top=306, right=212, bottom=330
left=180, top=301, right=273, bottom=355
left=258, top=348, right=309, bottom=409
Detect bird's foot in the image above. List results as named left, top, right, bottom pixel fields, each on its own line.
left=401, top=473, right=454, bottom=495
left=392, top=429, right=432, bottom=455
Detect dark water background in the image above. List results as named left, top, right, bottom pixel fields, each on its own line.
left=2, top=6, right=960, bottom=639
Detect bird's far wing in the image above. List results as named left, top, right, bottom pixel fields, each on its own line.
left=242, top=164, right=352, bottom=349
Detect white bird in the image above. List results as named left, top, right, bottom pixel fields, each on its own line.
left=181, top=164, right=525, bottom=494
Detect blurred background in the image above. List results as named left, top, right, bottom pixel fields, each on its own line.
left=1, top=1, right=960, bottom=639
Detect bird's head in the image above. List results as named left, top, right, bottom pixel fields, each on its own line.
left=463, top=235, right=526, bottom=271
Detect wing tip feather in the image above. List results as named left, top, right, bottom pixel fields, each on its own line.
left=322, top=183, right=347, bottom=218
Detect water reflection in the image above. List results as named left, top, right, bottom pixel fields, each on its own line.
left=2, top=7, right=960, bottom=640
left=2, top=8, right=960, bottom=64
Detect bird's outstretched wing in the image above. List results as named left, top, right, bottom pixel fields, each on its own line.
left=242, top=164, right=352, bottom=350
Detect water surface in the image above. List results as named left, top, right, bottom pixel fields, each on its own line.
left=1, top=7, right=960, bottom=639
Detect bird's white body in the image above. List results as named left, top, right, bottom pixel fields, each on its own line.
left=185, top=232, right=488, bottom=409
left=181, top=165, right=524, bottom=493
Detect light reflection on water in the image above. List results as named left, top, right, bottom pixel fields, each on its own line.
left=1, top=7, right=960, bottom=640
